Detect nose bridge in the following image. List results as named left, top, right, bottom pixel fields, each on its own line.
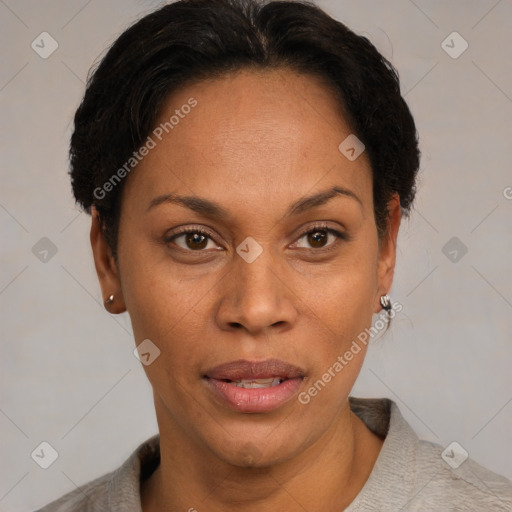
left=237, top=242, right=278, bottom=296
left=217, top=238, right=297, bottom=333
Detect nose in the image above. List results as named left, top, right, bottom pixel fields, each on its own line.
left=215, top=245, right=298, bottom=336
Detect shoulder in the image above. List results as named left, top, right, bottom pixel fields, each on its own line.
left=411, top=438, right=512, bottom=511
left=33, top=470, right=113, bottom=512
left=32, top=435, right=160, bottom=512
left=347, top=397, right=512, bottom=511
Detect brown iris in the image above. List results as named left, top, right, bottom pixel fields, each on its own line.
left=308, top=230, right=328, bottom=248
left=186, top=232, right=209, bottom=250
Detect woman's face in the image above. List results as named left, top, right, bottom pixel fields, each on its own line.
left=96, top=69, right=399, bottom=467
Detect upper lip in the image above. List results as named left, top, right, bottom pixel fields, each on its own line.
left=204, top=359, right=306, bottom=381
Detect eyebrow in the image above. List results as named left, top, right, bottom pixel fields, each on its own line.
left=146, top=185, right=362, bottom=220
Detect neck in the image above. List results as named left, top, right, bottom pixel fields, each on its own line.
left=141, top=400, right=383, bottom=512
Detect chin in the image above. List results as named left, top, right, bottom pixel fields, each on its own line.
left=204, top=422, right=311, bottom=470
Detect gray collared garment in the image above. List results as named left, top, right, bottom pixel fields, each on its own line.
left=34, top=397, right=512, bottom=511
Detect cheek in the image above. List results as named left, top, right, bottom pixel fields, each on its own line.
left=292, top=237, right=378, bottom=386
left=295, top=274, right=375, bottom=414
left=118, top=232, right=223, bottom=386
left=123, top=262, right=208, bottom=354
left=297, top=239, right=378, bottom=333
left=121, top=261, right=210, bottom=408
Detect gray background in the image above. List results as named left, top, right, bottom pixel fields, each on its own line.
left=1, top=0, right=511, bottom=510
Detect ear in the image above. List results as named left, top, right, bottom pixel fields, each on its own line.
left=373, top=193, right=401, bottom=313
left=90, top=207, right=126, bottom=314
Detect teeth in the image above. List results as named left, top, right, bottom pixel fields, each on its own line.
left=231, top=378, right=283, bottom=389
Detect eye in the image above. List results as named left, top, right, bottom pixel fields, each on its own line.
left=166, top=227, right=221, bottom=251
left=293, top=223, right=346, bottom=250
left=165, top=223, right=347, bottom=253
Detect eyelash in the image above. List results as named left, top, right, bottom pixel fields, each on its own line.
left=166, top=223, right=348, bottom=252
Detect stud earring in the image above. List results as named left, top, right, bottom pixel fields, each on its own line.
left=104, top=294, right=114, bottom=305
left=380, top=294, right=391, bottom=311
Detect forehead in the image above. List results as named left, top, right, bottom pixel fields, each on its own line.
left=123, top=68, right=372, bottom=213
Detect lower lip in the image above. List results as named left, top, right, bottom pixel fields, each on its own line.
left=205, top=377, right=303, bottom=413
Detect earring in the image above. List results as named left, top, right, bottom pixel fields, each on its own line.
left=380, top=294, right=391, bottom=311
left=104, top=294, right=114, bottom=305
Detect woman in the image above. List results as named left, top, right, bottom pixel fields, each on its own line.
left=36, top=0, right=512, bottom=510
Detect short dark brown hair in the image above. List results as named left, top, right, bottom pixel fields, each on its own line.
left=70, top=0, right=420, bottom=257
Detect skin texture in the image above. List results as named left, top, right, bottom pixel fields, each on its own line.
left=90, top=68, right=401, bottom=511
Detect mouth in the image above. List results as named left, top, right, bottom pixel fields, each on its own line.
left=222, top=377, right=284, bottom=389
left=203, top=359, right=305, bottom=413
